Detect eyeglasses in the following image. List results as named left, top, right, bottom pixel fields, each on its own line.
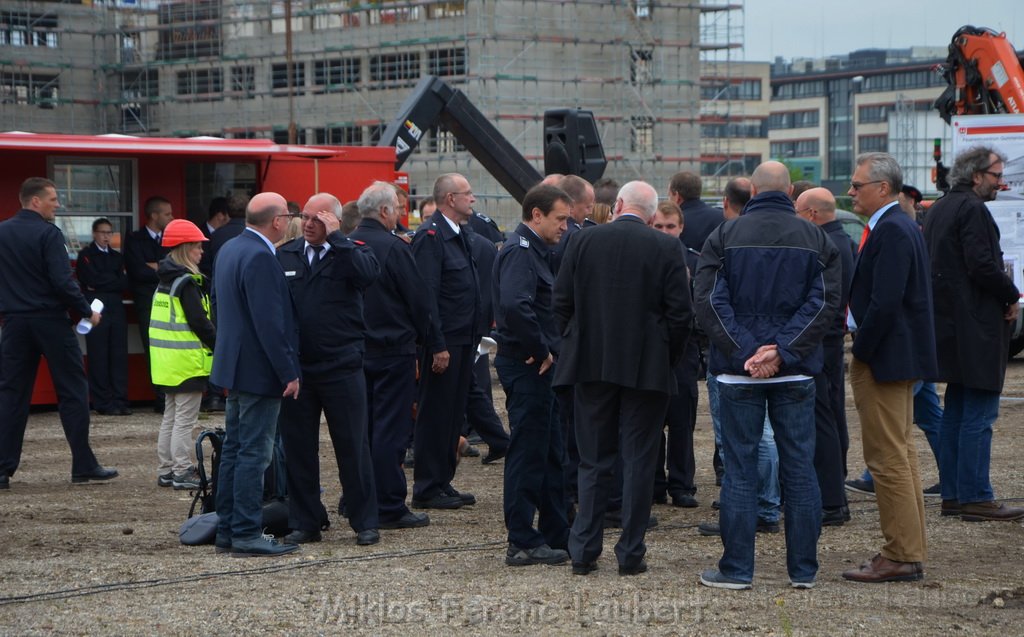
left=795, top=207, right=814, bottom=215
left=94, top=229, right=113, bottom=235
left=984, top=171, right=1004, bottom=181
left=850, top=180, right=884, bottom=191
left=449, top=190, right=474, bottom=198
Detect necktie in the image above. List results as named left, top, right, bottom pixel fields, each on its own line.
left=155, top=233, right=161, bottom=245
left=310, top=245, right=324, bottom=268
left=858, top=225, right=870, bottom=252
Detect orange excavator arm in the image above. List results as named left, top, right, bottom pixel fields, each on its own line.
left=934, top=26, right=1024, bottom=124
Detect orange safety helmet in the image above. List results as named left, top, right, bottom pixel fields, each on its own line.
left=162, top=219, right=209, bottom=247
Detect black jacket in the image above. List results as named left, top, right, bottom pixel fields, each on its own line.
left=821, top=219, right=856, bottom=338
left=680, top=199, right=724, bottom=253
left=924, top=186, right=1019, bottom=391
left=207, top=218, right=246, bottom=277
left=124, top=227, right=166, bottom=300
left=278, top=231, right=380, bottom=373
left=411, top=211, right=481, bottom=352
left=493, top=224, right=560, bottom=363
left=0, top=209, right=92, bottom=319
left=76, top=242, right=127, bottom=308
left=553, top=215, right=693, bottom=394
left=349, top=218, right=432, bottom=358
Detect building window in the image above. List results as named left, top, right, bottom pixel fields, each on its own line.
left=631, top=116, right=654, bottom=154
left=1, top=70, right=59, bottom=107
left=426, top=1, right=467, bottom=18
left=427, top=124, right=465, bottom=153
left=368, top=5, right=420, bottom=24
left=0, top=10, right=59, bottom=48
left=631, top=49, right=654, bottom=86
left=370, top=52, right=421, bottom=83
left=231, top=66, right=255, bottom=95
left=701, top=79, right=761, bottom=101
left=858, top=104, right=891, bottom=124
left=428, top=48, right=466, bottom=77
left=773, top=80, right=825, bottom=100
left=176, top=68, right=223, bottom=100
left=768, top=110, right=819, bottom=130
left=770, top=139, right=819, bottom=158
left=271, top=62, right=306, bottom=93
left=314, top=125, right=364, bottom=146
left=858, top=135, right=888, bottom=153
left=157, top=1, right=222, bottom=61
left=701, top=119, right=767, bottom=138
left=48, top=158, right=135, bottom=256
left=314, top=58, right=361, bottom=92
left=273, top=128, right=306, bottom=144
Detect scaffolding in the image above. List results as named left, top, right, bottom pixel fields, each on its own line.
left=2, top=0, right=741, bottom=226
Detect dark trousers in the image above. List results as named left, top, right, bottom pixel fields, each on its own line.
left=654, top=361, right=698, bottom=499
left=463, top=354, right=509, bottom=452
left=364, top=354, right=416, bottom=522
left=495, top=355, right=569, bottom=550
left=824, top=335, right=849, bottom=477
left=813, top=335, right=848, bottom=508
left=413, top=344, right=474, bottom=500
left=85, top=297, right=128, bottom=411
left=0, top=316, right=98, bottom=476
left=281, top=367, right=379, bottom=533
left=569, top=381, right=668, bottom=569
left=556, top=385, right=580, bottom=503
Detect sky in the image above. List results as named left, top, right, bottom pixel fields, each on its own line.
left=741, top=1, right=1024, bottom=62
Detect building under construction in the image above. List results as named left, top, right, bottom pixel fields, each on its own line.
left=2, top=0, right=744, bottom=223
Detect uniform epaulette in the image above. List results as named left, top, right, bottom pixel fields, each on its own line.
left=518, top=235, right=530, bottom=248
left=353, top=240, right=366, bottom=246
left=687, top=247, right=701, bottom=256
left=427, top=229, right=436, bottom=236
left=478, top=212, right=494, bottom=223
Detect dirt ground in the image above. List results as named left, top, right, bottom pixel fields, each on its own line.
left=2, top=354, right=1023, bottom=636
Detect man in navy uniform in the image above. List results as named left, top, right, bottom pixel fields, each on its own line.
left=277, top=192, right=382, bottom=547
left=411, top=173, right=481, bottom=510
left=494, top=184, right=573, bottom=567
left=124, top=195, right=172, bottom=411
left=350, top=182, right=433, bottom=531
left=77, top=217, right=130, bottom=416
left=0, top=178, right=117, bottom=488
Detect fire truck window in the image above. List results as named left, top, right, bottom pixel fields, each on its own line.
left=48, top=158, right=134, bottom=259
left=184, top=162, right=257, bottom=227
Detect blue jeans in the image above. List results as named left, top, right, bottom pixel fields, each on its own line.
left=216, top=391, right=281, bottom=543
left=717, top=379, right=820, bottom=583
left=707, top=375, right=780, bottom=523
left=495, top=355, right=569, bottom=550
left=939, top=384, right=1000, bottom=504
left=860, top=381, right=943, bottom=484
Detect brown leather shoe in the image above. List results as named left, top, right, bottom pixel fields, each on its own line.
left=960, top=501, right=1024, bottom=522
left=842, top=554, right=923, bottom=583
left=940, top=499, right=961, bottom=516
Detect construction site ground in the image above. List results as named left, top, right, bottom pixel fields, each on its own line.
left=1, top=354, right=1023, bottom=636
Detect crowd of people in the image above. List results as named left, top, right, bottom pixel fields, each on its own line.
left=0, top=148, right=1021, bottom=582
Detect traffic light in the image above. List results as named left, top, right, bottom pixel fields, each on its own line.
left=543, top=109, right=607, bottom=183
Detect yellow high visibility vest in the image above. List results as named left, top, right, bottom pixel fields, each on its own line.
left=149, top=273, right=212, bottom=387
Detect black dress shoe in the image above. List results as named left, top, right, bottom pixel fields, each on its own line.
left=572, top=561, right=598, bottom=576
left=618, top=560, right=648, bottom=576
left=412, top=494, right=463, bottom=510
left=284, top=529, right=322, bottom=545
left=653, top=492, right=668, bottom=505
left=118, top=407, right=133, bottom=416
left=671, top=494, right=699, bottom=508
left=0, top=473, right=9, bottom=489
left=443, top=486, right=476, bottom=505
left=822, top=505, right=851, bottom=526
left=379, top=511, right=430, bottom=529
left=481, top=447, right=507, bottom=465
left=356, top=529, right=380, bottom=546
left=71, top=466, right=119, bottom=483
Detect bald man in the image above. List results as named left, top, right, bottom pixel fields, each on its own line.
left=695, top=162, right=841, bottom=589
left=211, top=192, right=301, bottom=557
left=795, top=187, right=857, bottom=526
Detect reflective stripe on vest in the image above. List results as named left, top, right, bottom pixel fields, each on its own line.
left=149, top=272, right=212, bottom=386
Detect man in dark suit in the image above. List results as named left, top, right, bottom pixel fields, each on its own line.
left=205, top=194, right=249, bottom=277
left=277, top=191, right=382, bottom=547
left=0, top=178, right=116, bottom=489
left=77, top=217, right=130, bottom=416
left=923, top=146, right=1024, bottom=522
left=843, top=153, right=937, bottom=583
left=795, top=187, right=857, bottom=527
left=410, top=173, right=482, bottom=510
left=669, top=171, right=724, bottom=254
left=554, top=180, right=693, bottom=576
left=350, top=183, right=433, bottom=531
left=211, top=192, right=301, bottom=558
left=124, top=196, right=172, bottom=411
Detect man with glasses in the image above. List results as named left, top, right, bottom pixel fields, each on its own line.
left=922, top=146, right=1024, bottom=523
left=843, top=153, right=937, bottom=583
left=410, top=173, right=482, bottom=510
left=276, top=192, right=382, bottom=546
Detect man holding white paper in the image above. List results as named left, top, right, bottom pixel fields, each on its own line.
left=0, top=177, right=118, bottom=489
